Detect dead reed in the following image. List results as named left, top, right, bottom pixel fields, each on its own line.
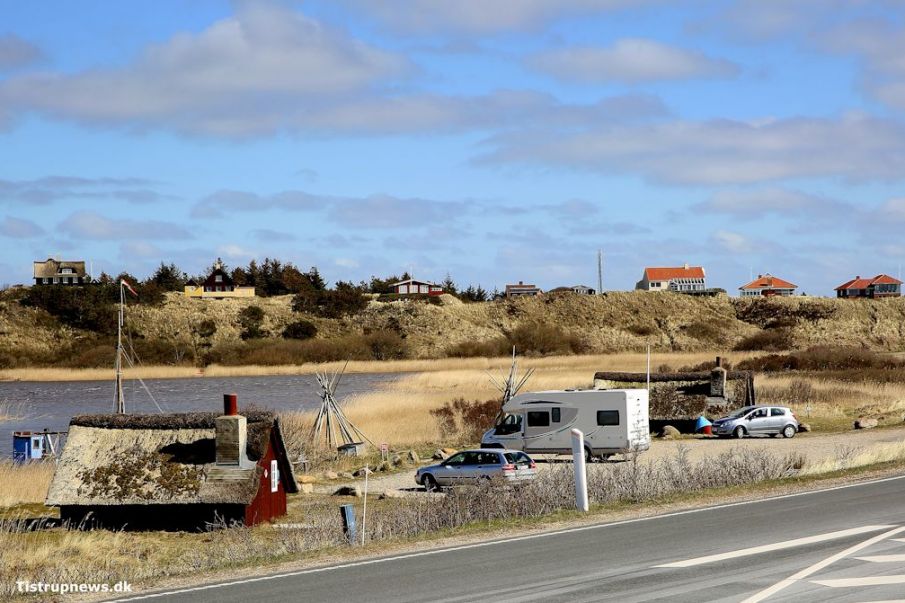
left=0, top=461, right=54, bottom=507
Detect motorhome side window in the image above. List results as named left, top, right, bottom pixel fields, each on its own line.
left=551, top=408, right=561, bottom=422
left=527, top=411, right=550, bottom=427
left=597, top=410, right=619, bottom=426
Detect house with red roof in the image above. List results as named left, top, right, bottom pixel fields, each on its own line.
left=835, top=275, right=902, bottom=299
left=739, top=274, right=798, bottom=297
left=635, top=264, right=706, bottom=292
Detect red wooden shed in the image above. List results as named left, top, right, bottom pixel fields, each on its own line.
left=45, top=395, right=298, bottom=530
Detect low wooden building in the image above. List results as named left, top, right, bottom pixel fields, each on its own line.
left=45, top=395, right=298, bottom=530
left=33, top=258, right=90, bottom=285
left=391, top=278, right=444, bottom=296
left=594, top=358, right=754, bottom=433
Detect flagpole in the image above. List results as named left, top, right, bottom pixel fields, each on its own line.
left=114, top=280, right=125, bottom=414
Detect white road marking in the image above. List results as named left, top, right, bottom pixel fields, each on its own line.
left=654, top=526, right=896, bottom=568
left=854, top=600, right=905, bottom=603
left=856, top=554, right=905, bottom=563
left=109, top=473, right=905, bottom=602
left=891, top=538, right=905, bottom=543
left=814, top=575, right=905, bottom=588
left=742, top=525, right=905, bottom=603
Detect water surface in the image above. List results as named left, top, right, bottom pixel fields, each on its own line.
left=0, top=373, right=395, bottom=438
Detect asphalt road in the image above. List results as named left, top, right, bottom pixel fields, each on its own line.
left=116, top=475, right=905, bottom=603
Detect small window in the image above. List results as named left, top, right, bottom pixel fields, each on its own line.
left=461, top=451, right=482, bottom=465
left=445, top=452, right=466, bottom=466
left=551, top=408, right=561, bottom=422
left=770, top=408, right=786, bottom=417
left=597, top=410, right=619, bottom=426
left=527, top=411, right=550, bottom=427
left=215, top=275, right=223, bottom=282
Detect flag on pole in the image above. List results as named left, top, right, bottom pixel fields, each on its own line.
left=121, top=279, right=138, bottom=297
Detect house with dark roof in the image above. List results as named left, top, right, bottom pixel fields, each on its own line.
left=739, top=274, right=798, bottom=297
left=45, top=395, right=298, bottom=530
left=391, top=278, right=444, bottom=296
left=505, top=281, right=543, bottom=298
left=636, top=264, right=706, bottom=292
left=33, top=258, right=90, bottom=286
left=185, top=258, right=255, bottom=299
left=835, top=275, right=902, bottom=299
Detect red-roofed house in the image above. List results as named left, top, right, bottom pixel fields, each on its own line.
left=835, top=275, right=902, bottom=299
left=636, top=264, right=706, bottom=292
left=739, top=274, right=798, bottom=297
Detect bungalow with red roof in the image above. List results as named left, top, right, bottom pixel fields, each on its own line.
left=835, top=275, right=902, bottom=299
left=635, top=264, right=706, bottom=292
left=739, top=274, right=798, bottom=297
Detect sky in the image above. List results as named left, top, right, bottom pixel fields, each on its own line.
left=1, top=0, right=905, bottom=295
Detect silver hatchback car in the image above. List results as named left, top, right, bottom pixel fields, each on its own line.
left=415, top=449, right=537, bottom=491
left=711, top=405, right=800, bottom=439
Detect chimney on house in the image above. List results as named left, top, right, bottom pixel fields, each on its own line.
left=216, top=393, right=250, bottom=467
left=684, top=263, right=689, bottom=270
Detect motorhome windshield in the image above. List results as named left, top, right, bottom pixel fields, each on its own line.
left=494, top=413, right=521, bottom=435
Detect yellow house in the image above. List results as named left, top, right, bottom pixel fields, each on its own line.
left=185, top=260, right=255, bottom=300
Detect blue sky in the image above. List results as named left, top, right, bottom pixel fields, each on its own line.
left=2, top=0, right=905, bottom=295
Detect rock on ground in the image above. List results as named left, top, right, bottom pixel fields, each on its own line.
left=660, top=425, right=681, bottom=439
left=854, top=417, right=878, bottom=430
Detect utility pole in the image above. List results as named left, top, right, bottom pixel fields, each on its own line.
left=597, top=249, right=603, bottom=294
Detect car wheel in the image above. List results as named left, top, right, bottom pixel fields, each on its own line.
left=584, top=447, right=594, bottom=463
left=422, top=474, right=439, bottom=492
left=734, top=426, right=746, bottom=439
left=782, top=425, right=796, bottom=439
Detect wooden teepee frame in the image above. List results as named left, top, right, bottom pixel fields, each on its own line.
left=488, top=346, right=534, bottom=406
left=310, top=362, right=373, bottom=449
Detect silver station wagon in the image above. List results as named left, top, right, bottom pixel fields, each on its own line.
left=711, top=405, right=800, bottom=439
left=415, top=449, right=537, bottom=491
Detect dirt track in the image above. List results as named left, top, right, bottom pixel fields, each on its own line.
left=315, top=425, right=905, bottom=495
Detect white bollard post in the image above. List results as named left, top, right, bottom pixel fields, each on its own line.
left=571, top=428, right=589, bottom=512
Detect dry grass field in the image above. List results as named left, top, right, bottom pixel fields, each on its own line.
left=0, top=462, right=54, bottom=507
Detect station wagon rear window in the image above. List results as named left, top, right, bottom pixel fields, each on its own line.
left=597, top=410, right=619, bottom=426
left=770, top=408, right=786, bottom=416
left=527, top=411, right=550, bottom=427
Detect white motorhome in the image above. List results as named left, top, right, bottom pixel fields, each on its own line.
left=480, top=389, right=650, bottom=461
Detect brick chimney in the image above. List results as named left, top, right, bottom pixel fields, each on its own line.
left=216, top=393, right=251, bottom=467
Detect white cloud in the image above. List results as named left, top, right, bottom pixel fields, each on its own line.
left=65, top=211, right=193, bottom=240
left=0, top=216, right=43, bottom=238
left=531, top=39, right=737, bottom=83
left=338, top=0, right=657, bottom=34
left=697, top=187, right=853, bottom=218
left=712, top=230, right=756, bottom=254
left=820, top=18, right=905, bottom=111
left=483, top=113, right=905, bottom=185
left=0, top=2, right=408, bottom=137
left=0, top=34, right=43, bottom=70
